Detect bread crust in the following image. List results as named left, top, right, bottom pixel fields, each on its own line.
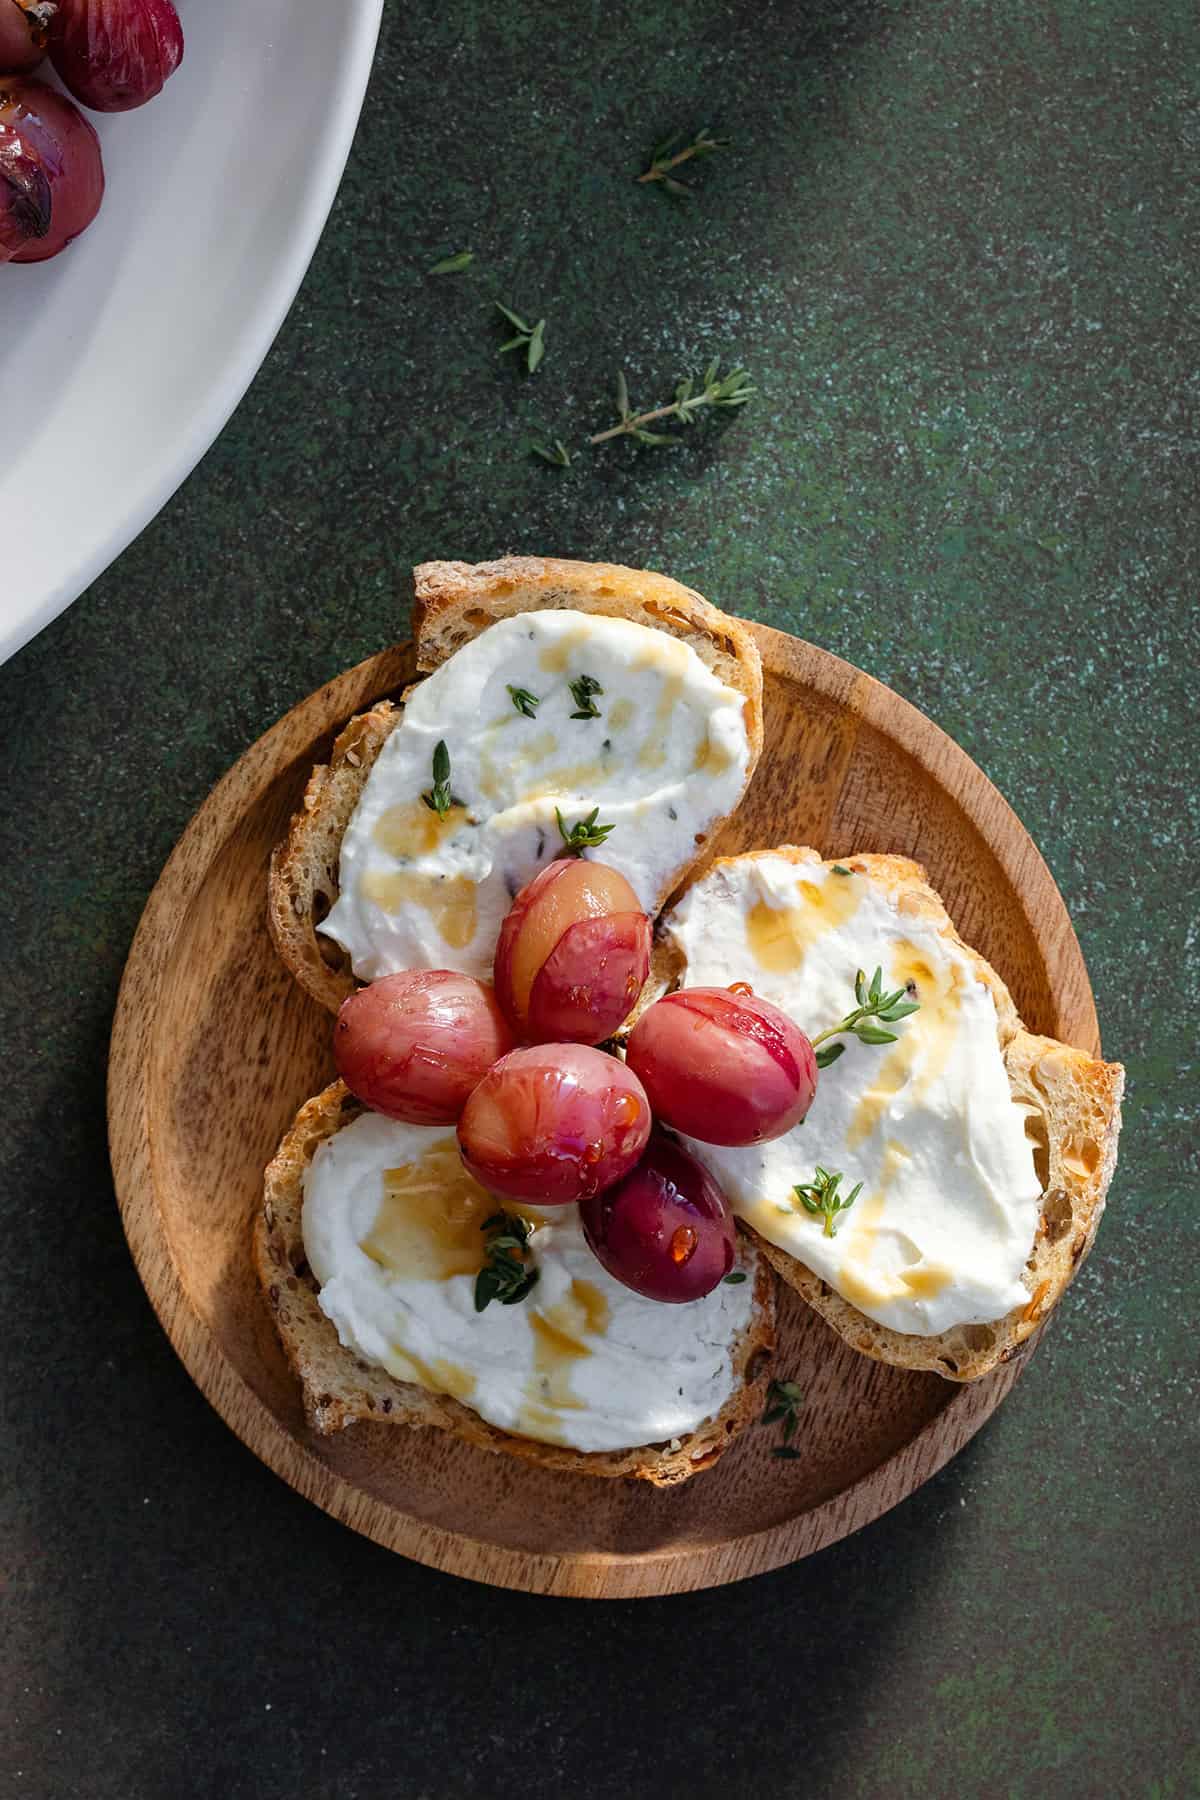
left=267, top=703, right=400, bottom=1013
left=657, top=846, right=1124, bottom=1382
left=254, top=1081, right=776, bottom=1484
left=267, top=558, right=764, bottom=1013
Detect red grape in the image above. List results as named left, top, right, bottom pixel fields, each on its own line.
left=580, top=1130, right=736, bottom=1302
left=626, top=986, right=817, bottom=1146
left=494, top=858, right=650, bottom=1045
left=458, top=1044, right=651, bottom=1205
left=0, top=1, right=52, bottom=74
left=49, top=0, right=183, bottom=113
left=334, top=970, right=514, bottom=1127
left=0, top=77, right=102, bottom=262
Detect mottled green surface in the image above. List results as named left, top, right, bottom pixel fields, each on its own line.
left=2, top=1, right=1197, bottom=1795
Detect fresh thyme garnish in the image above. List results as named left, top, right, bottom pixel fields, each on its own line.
left=507, top=684, right=541, bottom=718
left=793, top=1166, right=863, bottom=1238
left=568, top=673, right=604, bottom=719
left=636, top=127, right=730, bottom=195
left=589, top=363, right=754, bottom=447
left=531, top=438, right=573, bottom=468
left=832, top=864, right=853, bottom=876
left=762, top=1379, right=803, bottom=1458
left=429, top=250, right=474, bottom=275
left=723, top=1270, right=747, bottom=1285
left=810, top=966, right=920, bottom=1068
left=496, top=302, right=546, bottom=374
left=420, top=740, right=454, bottom=820
left=556, top=805, right=616, bottom=853
left=474, top=1212, right=539, bottom=1312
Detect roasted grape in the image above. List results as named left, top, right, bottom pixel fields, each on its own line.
left=580, top=1130, right=736, bottom=1302
left=334, top=970, right=514, bottom=1126
left=625, top=985, right=817, bottom=1145
left=457, top=1044, right=651, bottom=1204
left=493, top=857, right=650, bottom=1044
left=0, top=77, right=102, bottom=262
left=49, top=0, right=183, bottom=113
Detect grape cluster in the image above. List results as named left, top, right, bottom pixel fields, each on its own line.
left=335, top=858, right=818, bottom=1303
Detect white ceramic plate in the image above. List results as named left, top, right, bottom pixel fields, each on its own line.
left=0, top=0, right=383, bottom=665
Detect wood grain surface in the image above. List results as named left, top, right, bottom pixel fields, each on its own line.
left=107, top=625, right=1101, bottom=1598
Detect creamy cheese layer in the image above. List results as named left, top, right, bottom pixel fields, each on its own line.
left=664, top=856, right=1042, bottom=1336
left=302, top=1111, right=757, bottom=1453
left=320, top=609, right=752, bottom=982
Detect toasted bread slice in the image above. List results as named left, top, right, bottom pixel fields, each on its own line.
left=254, top=1081, right=776, bottom=1485
left=657, top=847, right=1124, bottom=1382
left=268, top=557, right=764, bottom=1013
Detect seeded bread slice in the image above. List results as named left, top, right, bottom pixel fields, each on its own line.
left=656, top=846, right=1124, bottom=1383
left=253, top=1080, right=776, bottom=1485
left=267, top=557, right=764, bottom=1013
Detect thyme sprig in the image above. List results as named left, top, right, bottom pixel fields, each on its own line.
left=496, top=302, right=546, bottom=374
left=556, top=805, right=616, bottom=853
left=568, top=673, right=603, bottom=719
left=762, top=1379, right=804, bottom=1459
left=420, top=740, right=454, bottom=820
left=475, top=1213, right=539, bottom=1312
left=793, top=1166, right=863, bottom=1238
left=810, top=966, right=920, bottom=1070
left=589, top=362, right=754, bottom=447
left=637, top=127, right=730, bottom=195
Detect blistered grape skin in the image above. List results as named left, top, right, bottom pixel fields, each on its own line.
left=0, top=78, right=103, bottom=263
left=457, top=1044, right=651, bottom=1205
left=334, top=970, right=514, bottom=1126
left=527, top=911, right=650, bottom=1043
left=625, top=986, right=818, bottom=1146
left=493, top=857, right=650, bottom=1044
left=579, top=1130, right=737, bottom=1303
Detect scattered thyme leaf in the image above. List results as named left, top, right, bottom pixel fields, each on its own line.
left=495, top=302, right=546, bottom=374
left=429, top=250, right=474, bottom=275
left=793, top=1166, right=863, bottom=1239
left=762, top=1379, right=803, bottom=1456
left=507, top=684, right=541, bottom=717
left=531, top=438, right=573, bottom=468
left=723, top=1271, right=747, bottom=1284
left=568, top=672, right=604, bottom=719
left=832, top=864, right=853, bottom=876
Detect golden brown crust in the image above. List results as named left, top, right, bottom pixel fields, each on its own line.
left=658, top=846, right=1124, bottom=1382
left=412, top=555, right=764, bottom=766
left=267, top=703, right=401, bottom=1013
left=254, top=1081, right=776, bottom=1484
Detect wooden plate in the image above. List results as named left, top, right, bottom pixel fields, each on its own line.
left=108, top=625, right=1100, bottom=1598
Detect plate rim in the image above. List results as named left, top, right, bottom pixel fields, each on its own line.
left=0, top=0, right=385, bottom=668
left=108, top=623, right=1096, bottom=1597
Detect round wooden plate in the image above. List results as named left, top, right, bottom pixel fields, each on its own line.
left=108, top=625, right=1100, bottom=1598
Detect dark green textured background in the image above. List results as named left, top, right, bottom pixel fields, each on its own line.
left=2, top=1, right=1197, bottom=1794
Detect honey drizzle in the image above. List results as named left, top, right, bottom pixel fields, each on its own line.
left=517, top=1280, right=610, bottom=1440
left=360, top=870, right=477, bottom=949
left=745, top=874, right=864, bottom=974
